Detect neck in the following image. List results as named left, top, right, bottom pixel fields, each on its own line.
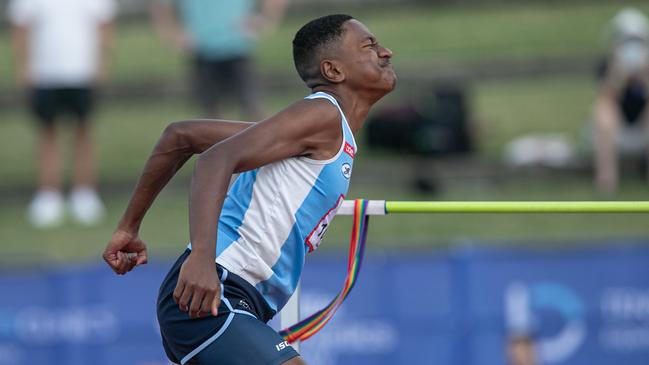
left=311, top=86, right=382, bottom=133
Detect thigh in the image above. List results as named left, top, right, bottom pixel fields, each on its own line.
left=193, top=313, right=299, bottom=365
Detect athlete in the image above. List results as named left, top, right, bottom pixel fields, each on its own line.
left=102, top=14, right=396, bottom=365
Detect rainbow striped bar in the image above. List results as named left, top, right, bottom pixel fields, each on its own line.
left=279, top=200, right=369, bottom=343
left=336, top=200, right=649, bottom=215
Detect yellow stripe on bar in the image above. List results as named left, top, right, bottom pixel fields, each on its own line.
left=384, top=201, right=649, bottom=214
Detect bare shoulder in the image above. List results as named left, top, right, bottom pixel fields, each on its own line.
left=255, top=96, right=342, bottom=142
left=279, top=97, right=341, bottom=129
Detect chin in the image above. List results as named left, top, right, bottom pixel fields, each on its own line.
left=388, top=75, right=397, bottom=90
left=383, top=74, right=397, bottom=92
left=384, top=66, right=397, bottom=87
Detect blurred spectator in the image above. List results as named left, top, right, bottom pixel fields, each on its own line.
left=150, top=0, right=287, bottom=120
left=8, top=0, right=117, bottom=228
left=592, top=7, right=649, bottom=194
left=507, top=336, right=538, bottom=365
left=505, top=283, right=539, bottom=365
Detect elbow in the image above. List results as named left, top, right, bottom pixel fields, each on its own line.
left=158, top=121, right=192, bottom=154
left=162, top=121, right=182, bottom=138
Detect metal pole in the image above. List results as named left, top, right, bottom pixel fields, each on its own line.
left=280, top=282, right=301, bottom=352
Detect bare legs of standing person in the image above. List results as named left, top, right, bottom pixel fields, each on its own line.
left=28, top=124, right=65, bottom=228
left=28, top=120, right=104, bottom=228
left=593, top=94, right=621, bottom=195
left=69, top=121, right=105, bottom=225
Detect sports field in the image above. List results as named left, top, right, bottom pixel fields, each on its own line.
left=1, top=1, right=649, bottom=267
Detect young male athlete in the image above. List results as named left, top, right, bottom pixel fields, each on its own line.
left=102, top=14, right=395, bottom=365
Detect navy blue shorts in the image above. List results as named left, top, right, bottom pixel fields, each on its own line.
left=157, top=250, right=299, bottom=365
left=30, top=87, right=95, bottom=124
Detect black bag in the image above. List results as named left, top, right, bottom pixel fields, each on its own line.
left=366, top=84, right=473, bottom=156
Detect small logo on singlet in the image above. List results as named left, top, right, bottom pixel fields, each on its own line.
left=344, top=142, right=355, bottom=158
left=275, top=340, right=290, bottom=351
left=341, top=163, right=352, bottom=179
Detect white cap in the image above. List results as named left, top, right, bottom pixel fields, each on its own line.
left=611, top=7, right=649, bottom=41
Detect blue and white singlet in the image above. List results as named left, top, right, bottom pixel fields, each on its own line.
left=189, top=91, right=357, bottom=312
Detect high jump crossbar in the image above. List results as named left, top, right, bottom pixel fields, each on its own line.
left=280, top=200, right=649, bottom=351
left=337, top=200, right=649, bottom=215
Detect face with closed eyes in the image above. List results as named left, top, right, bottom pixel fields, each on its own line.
left=324, top=19, right=396, bottom=96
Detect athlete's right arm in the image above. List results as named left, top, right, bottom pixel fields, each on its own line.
left=103, top=120, right=253, bottom=275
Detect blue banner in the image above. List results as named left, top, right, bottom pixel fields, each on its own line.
left=1, top=240, right=648, bottom=365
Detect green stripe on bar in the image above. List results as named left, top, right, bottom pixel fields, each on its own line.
left=384, top=201, right=649, bottom=213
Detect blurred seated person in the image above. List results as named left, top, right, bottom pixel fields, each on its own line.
left=507, top=336, right=538, bottom=365
left=592, top=7, right=649, bottom=194
left=505, top=283, right=539, bottom=365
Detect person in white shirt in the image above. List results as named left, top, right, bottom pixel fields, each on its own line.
left=8, top=0, right=117, bottom=227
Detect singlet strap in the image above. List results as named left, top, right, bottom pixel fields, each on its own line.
left=305, top=92, right=344, bottom=115
left=304, top=92, right=357, bottom=152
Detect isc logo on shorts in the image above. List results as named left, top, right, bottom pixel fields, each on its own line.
left=275, top=340, right=290, bottom=351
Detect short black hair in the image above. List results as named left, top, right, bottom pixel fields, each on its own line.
left=292, top=14, right=354, bottom=88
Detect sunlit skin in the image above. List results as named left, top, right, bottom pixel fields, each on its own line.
left=102, top=18, right=395, bottom=365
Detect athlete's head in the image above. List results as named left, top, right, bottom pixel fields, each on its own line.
left=293, top=14, right=396, bottom=93
left=293, top=14, right=352, bottom=88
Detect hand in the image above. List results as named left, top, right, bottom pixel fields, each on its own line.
left=103, top=229, right=148, bottom=275
left=173, top=251, right=221, bottom=318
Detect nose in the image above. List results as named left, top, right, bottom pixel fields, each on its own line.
left=380, top=45, right=393, bottom=59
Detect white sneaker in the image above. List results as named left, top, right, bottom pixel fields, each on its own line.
left=68, top=187, right=105, bottom=226
left=28, top=190, right=65, bottom=228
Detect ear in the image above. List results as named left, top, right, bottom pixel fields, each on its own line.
left=320, top=59, right=346, bottom=84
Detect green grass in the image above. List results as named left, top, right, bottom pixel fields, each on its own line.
left=275, top=2, right=649, bottom=70
left=2, top=1, right=649, bottom=84
left=475, top=75, right=597, bottom=158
